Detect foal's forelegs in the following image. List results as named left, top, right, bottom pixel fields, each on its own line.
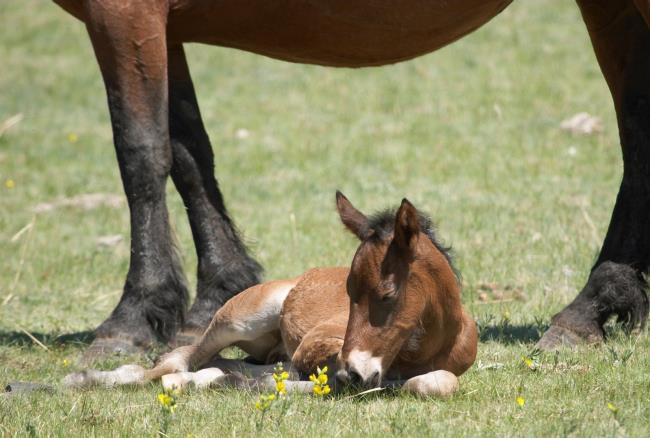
left=538, top=0, right=650, bottom=349
left=167, top=45, right=263, bottom=343
left=82, top=0, right=188, bottom=355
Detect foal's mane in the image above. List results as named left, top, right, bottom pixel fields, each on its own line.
left=366, top=208, right=461, bottom=285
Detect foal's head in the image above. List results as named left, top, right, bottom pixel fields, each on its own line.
left=334, top=192, right=459, bottom=387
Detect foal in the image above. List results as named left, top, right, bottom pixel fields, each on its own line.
left=64, top=193, right=477, bottom=396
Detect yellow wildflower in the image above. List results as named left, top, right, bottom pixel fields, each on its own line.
left=607, top=402, right=618, bottom=414
left=310, top=365, right=330, bottom=397
left=62, top=358, right=69, bottom=368
left=276, top=380, right=286, bottom=395
left=254, top=363, right=286, bottom=411
left=255, top=393, right=276, bottom=411
left=158, top=391, right=177, bottom=413
left=67, top=133, right=78, bottom=143
left=516, top=396, right=525, bottom=407
left=5, top=179, right=15, bottom=189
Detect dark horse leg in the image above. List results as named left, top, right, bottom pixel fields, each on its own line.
left=167, top=44, right=262, bottom=343
left=81, top=1, right=189, bottom=355
left=538, top=0, right=650, bottom=349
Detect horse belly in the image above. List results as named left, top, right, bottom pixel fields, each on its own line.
left=168, top=0, right=514, bottom=66
left=279, top=267, right=349, bottom=356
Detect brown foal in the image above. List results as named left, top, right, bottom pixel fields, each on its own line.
left=64, top=193, right=477, bottom=397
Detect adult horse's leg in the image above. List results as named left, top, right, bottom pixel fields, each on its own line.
left=83, top=1, right=188, bottom=355
left=167, top=45, right=263, bottom=343
left=538, top=0, right=650, bottom=349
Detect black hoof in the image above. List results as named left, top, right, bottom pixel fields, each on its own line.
left=537, top=262, right=648, bottom=351
left=535, top=325, right=601, bottom=351
left=81, top=337, right=147, bottom=364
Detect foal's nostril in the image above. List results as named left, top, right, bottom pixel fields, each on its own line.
left=368, top=370, right=381, bottom=387
left=335, top=369, right=349, bottom=383
left=348, top=369, right=363, bottom=385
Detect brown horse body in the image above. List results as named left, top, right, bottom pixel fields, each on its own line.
left=58, top=0, right=512, bottom=67
left=64, top=195, right=476, bottom=396
left=52, top=0, right=650, bottom=357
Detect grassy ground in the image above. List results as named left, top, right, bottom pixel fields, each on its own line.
left=1, top=0, right=648, bottom=436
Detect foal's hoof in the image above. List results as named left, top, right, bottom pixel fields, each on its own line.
left=81, top=337, right=146, bottom=364
left=402, top=370, right=459, bottom=398
left=535, top=325, right=602, bottom=351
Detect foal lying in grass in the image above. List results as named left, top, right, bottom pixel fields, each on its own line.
left=65, top=193, right=477, bottom=397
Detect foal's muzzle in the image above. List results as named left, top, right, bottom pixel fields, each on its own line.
left=336, top=362, right=382, bottom=388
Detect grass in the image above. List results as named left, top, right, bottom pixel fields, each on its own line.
left=1, top=0, right=648, bottom=436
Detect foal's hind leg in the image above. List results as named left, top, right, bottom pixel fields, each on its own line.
left=188, top=278, right=298, bottom=365
left=167, top=45, right=263, bottom=344
left=64, top=279, right=297, bottom=388
left=538, top=1, right=650, bottom=349
left=82, top=0, right=189, bottom=356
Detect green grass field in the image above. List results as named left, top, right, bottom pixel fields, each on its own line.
left=1, top=0, right=648, bottom=436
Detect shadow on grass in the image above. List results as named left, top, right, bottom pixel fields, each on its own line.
left=0, top=330, right=95, bottom=348
left=478, top=323, right=548, bottom=344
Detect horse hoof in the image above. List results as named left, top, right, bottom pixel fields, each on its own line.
left=81, top=337, right=146, bottom=364
left=535, top=325, right=602, bottom=351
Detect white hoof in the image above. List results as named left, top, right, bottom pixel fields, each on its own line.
left=402, top=370, right=459, bottom=398
left=161, top=372, right=193, bottom=391
left=191, top=368, right=225, bottom=389
left=161, top=368, right=226, bottom=391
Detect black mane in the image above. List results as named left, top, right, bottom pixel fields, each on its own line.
left=365, top=208, right=461, bottom=284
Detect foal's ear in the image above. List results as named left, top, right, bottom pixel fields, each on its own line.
left=394, top=198, right=420, bottom=251
left=336, top=191, right=371, bottom=240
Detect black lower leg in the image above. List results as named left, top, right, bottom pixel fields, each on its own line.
left=93, top=110, right=190, bottom=350
left=84, top=3, right=189, bottom=354
left=168, top=45, right=262, bottom=336
left=538, top=2, right=650, bottom=349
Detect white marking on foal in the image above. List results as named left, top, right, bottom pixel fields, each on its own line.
left=347, top=349, right=383, bottom=384
left=219, top=281, right=295, bottom=346
left=63, top=364, right=146, bottom=388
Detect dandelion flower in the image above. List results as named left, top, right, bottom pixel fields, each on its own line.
left=5, top=179, right=15, bottom=189
left=67, top=133, right=78, bottom=143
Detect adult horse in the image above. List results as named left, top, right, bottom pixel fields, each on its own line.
left=64, top=193, right=477, bottom=396
left=52, top=0, right=649, bottom=354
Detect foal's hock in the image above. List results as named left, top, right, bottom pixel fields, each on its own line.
left=64, top=193, right=477, bottom=397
